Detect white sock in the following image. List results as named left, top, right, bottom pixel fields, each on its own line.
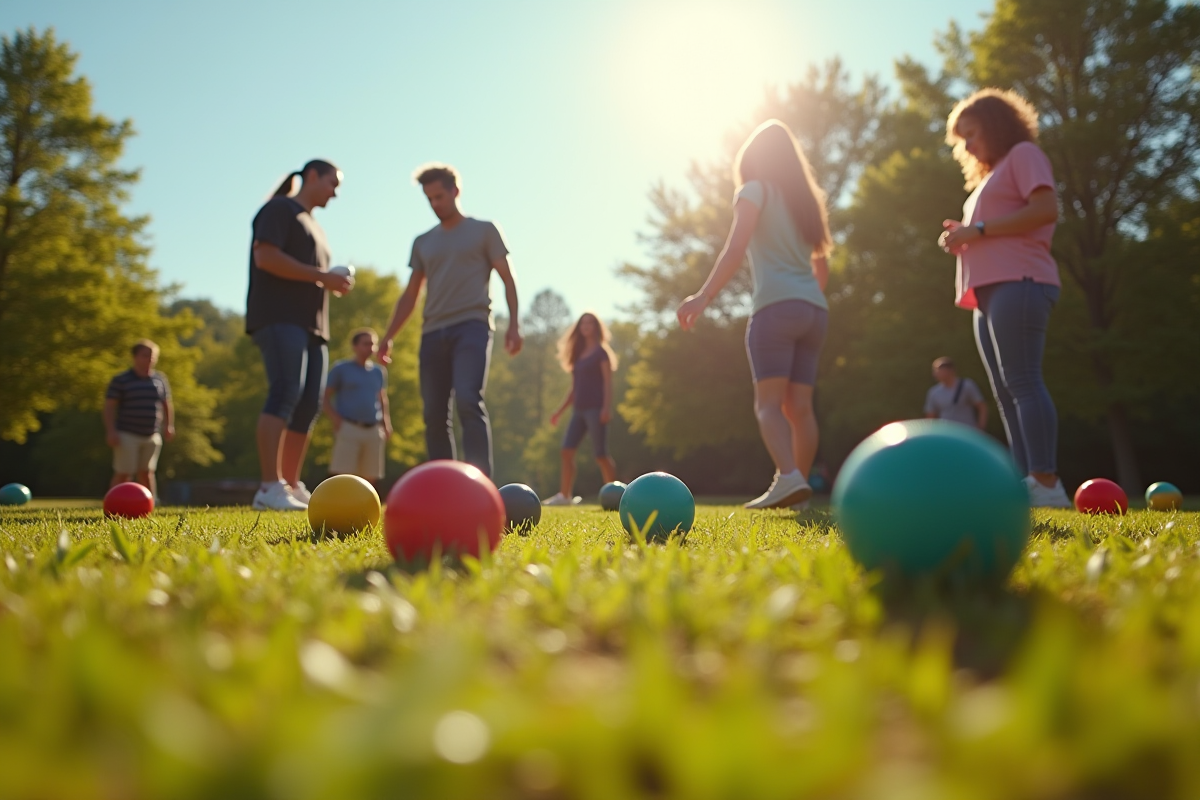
left=780, top=469, right=801, bottom=479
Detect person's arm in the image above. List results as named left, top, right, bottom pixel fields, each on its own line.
left=677, top=198, right=760, bottom=330
left=812, top=255, right=829, bottom=293
left=379, top=387, right=392, bottom=438
left=974, top=400, right=989, bottom=430
left=550, top=388, right=574, bottom=426
left=923, top=390, right=938, bottom=420
left=322, top=384, right=342, bottom=432
left=941, top=186, right=1058, bottom=251
left=252, top=242, right=353, bottom=293
left=599, top=358, right=614, bottom=424
left=162, top=396, right=175, bottom=442
left=378, top=272, right=426, bottom=365
left=103, top=398, right=120, bottom=447
left=493, top=256, right=522, bottom=355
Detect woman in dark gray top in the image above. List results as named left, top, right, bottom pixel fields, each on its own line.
left=546, top=313, right=619, bottom=505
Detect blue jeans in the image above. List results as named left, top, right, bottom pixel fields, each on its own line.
left=252, top=323, right=327, bottom=433
left=973, top=279, right=1061, bottom=475
left=419, top=320, right=494, bottom=476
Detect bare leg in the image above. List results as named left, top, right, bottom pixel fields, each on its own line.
left=136, top=470, right=157, bottom=498
left=256, top=414, right=288, bottom=483
left=753, top=377, right=796, bottom=474
left=596, top=455, right=617, bottom=484
left=111, top=473, right=131, bottom=489
left=782, top=383, right=818, bottom=479
left=281, top=430, right=311, bottom=488
left=559, top=448, right=577, bottom=497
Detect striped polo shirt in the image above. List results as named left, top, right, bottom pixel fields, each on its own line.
left=105, top=369, right=171, bottom=436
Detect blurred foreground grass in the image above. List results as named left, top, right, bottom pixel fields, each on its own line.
left=2, top=502, right=1200, bottom=799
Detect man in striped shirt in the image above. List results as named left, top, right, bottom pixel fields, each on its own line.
left=104, top=340, right=174, bottom=499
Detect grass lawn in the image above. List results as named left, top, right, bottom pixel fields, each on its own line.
left=2, top=500, right=1200, bottom=799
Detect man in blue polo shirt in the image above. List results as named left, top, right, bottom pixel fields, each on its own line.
left=323, top=328, right=392, bottom=483
left=104, top=340, right=174, bottom=498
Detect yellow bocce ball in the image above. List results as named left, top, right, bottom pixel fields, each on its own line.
left=307, top=474, right=382, bottom=536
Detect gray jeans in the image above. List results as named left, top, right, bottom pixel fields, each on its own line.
left=972, top=279, right=1061, bottom=475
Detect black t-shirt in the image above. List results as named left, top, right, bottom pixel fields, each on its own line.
left=246, top=196, right=330, bottom=341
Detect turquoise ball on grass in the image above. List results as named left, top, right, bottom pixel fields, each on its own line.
left=599, top=481, right=626, bottom=511
left=1145, top=482, right=1183, bottom=511
left=832, top=420, right=1030, bottom=581
left=0, top=483, right=32, bottom=506
left=619, top=472, right=694, bottom=542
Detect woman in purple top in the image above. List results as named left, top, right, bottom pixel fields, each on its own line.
left=545, top=312, right=619, bottom=506
left=938, top=88, right=1071, bottom=508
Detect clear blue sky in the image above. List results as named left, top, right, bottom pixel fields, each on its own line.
left=3, top=0, right=992, bottom=323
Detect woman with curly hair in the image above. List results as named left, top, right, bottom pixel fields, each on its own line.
left=939, top=88, right=1070, bottom=508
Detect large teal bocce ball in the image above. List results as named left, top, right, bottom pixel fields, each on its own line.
left=619, top=472, right=695, bottom=542
left=832, top=420, right=1030, bottom=581
left=0, top=483, right=32, bottom=506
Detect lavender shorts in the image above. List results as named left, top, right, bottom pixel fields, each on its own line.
left=745, top=299, right=828, bottom=385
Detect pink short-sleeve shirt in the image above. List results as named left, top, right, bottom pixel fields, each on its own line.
left=955, top=141, right=1061, bottom=309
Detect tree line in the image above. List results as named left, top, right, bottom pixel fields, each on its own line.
left=2, top=0, right=1198, bottom=498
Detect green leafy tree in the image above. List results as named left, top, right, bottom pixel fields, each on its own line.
left=945, top=0, right=1200, bottom=489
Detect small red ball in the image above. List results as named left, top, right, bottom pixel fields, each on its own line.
left=1074, top=478, right=1128, bottom=515
left=383, top=461, right=505, bottom=562
left=103, top=482, right=155, bottom=519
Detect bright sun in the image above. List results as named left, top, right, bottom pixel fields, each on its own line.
left=608, top=1, right=793, bottom=161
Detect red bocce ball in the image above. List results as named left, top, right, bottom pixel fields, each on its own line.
left=103, top=482, right=155, bottom=519
left=1074, top=478, right=1128, bottom=515
left=383, top=460, right=505, bottom=562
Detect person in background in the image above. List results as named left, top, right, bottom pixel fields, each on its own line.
left=246, top=159, right=353, bottom=511
left=104, top=340, right=173, bottom=499
left=938, top=89, right=1071, bottom=508
left=378, top=163, right=522, bottom=478
left=677, top=119, right=832, bottom=510
left=545, top=312, right=619, bottom=506
left=924, top=357, right=988, bottom=430
left=323, top=328, right=391, bottom=486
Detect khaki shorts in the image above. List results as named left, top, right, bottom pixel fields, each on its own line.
left=330, top=423, right=385, bottom=480
left=113, top=431, right=163, bottom=474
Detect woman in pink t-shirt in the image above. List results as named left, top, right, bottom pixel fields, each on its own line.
left=938, top=89, right=1071, bottom=508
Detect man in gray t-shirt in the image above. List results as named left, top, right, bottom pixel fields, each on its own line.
left=378, top=164, right=523, bottom=478
left=924, top=356, right=988, bottom=428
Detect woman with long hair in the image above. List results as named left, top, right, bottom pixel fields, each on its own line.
left=677, top=119, right=831, bottom=509
left=544, top=312, right=619, bottom=506
left=938, top=88, right=1071, bottom=508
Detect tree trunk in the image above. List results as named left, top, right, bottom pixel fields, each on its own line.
left=1104, top=401, right=1142, bottom=496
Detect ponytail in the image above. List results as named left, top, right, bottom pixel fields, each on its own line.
left=273, top=171, right=302, bottom=197
left=270, top=160, right=340, bottom=198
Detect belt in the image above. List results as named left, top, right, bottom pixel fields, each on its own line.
left=344, top=419, right=379, bottom=428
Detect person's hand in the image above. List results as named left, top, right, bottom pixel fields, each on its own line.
left=383, top=420, right=393, bottom=439
left=505, top=324, right=523, bottom=355
left=163, top=426, right=175, bottom=443
left=676, top=292, right=710, bottom=331
left=318, top=271, right=354, bottom=296
left=600, top=407, right=612, bottom=424
left=939, top=219, right=980, bottom=254
left=378, top=338, right=394, bottom=365
left=550, top=410, right=561, bottom=427
left=106, top=430, right=120, bottom=448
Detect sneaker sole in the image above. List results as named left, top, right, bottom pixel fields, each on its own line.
left=745, top=485, right=813, bottom=510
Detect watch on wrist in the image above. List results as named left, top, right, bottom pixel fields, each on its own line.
left=974, top=221, right=986, bottom=236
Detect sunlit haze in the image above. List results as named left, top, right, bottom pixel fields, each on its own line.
left=2, top=0, right=991, bottom=324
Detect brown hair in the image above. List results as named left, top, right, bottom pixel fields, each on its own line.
left=413, top=163, right=459, bottom=191
left=273, top=159, right=340, bottom=198
left=556, top=312, right=618, bottom=372
left=131, top=339, right=159, bottom=357
left=350, top=327, right=377, bottom=347
left=734, top=119, right=832, bottom=258
left=947, top=89, right=1040, bottom=190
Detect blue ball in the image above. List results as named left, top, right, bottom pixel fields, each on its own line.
left=498, top=483, right=541, bottom=532
left=832, top=420, right=1029, bottom=581
left=619, top=472, right=695, bottom=542
left=599, top=481, right=627, bottom=511
left=0, top=483, right=31, bottom=506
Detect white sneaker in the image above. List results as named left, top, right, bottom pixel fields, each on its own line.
left=790, top=499, right=811, bottom=512
left=542, top=492, right=582, bottom=507
left=1025, top=476, right=1072, bottom=509
left=252, top=482, right=308, bottom=511
left=745, top=471, right=812, bottom=510
left=291, top=481, right=312, bottom=505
